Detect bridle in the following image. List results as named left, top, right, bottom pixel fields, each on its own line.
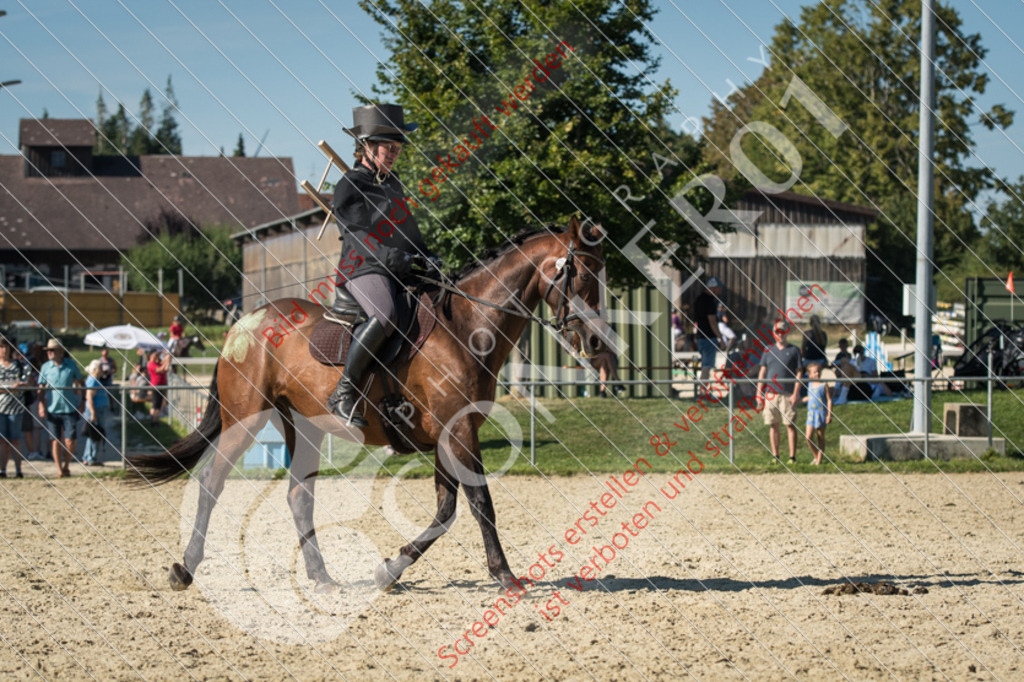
left=541, top=239, right=606, bottom=333
left=415, top=238, right=605, bottom=335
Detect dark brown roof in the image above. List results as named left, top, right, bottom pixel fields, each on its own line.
left=19, top=119, right=96, bottom=147
left=0, top=154, right=299, bottom=251
left=741, top=189, right=878, bottom=224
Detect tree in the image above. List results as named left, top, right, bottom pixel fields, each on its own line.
left=155, top=76, right=182, bottom=155
left=359, top=0, right=711, bottom=288
left=701, top=0, right=1013, bottom=308
left=980, top=177, right=1024, bottom=273
left=94, top=79, right=183, bottom=156
left=128, top=88, right=158, bottom=155
left=121, top=210, right=241, bottom=320
left=232, top=133, right=246, bottom=157
left=100, top=103, right=131, bottom=155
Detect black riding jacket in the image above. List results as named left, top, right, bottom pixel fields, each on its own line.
left=331, top=164, right=431, bottom=283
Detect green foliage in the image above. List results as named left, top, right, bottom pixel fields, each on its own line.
left=155, top=76, right=182, bottom=155
left=127, top=89, right=158, bottom=155
left=120, top=218, right=241, bottom=321
left=980, top=177, right=1024, bottom=274
left=232, top=133, right=246, bottom=157
left=358, top=0, right=710, bottom=288
left=701, top=0, right=1012, bottom=310
left=95, top=77, right=181, bottom=156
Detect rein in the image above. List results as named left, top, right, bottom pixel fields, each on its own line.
left=414, top=241, right=605, bottom=334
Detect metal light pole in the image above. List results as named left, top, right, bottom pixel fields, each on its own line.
left=1, top=12, right=23, bottom=92
left=913, top=0, right=936, bottom=434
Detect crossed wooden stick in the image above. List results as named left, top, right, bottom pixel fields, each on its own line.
left=300, top=140, right=350, bottom=240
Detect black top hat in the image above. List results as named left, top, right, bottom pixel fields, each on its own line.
left=344, top=104, right=418, bottom=144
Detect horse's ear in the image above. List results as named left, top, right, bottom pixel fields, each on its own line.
left=584, top=221, right=605, bottom=244
left=568, top=214, right=581, bottom=241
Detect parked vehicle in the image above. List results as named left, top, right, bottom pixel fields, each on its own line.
left=952, top=321, right=1024, bottom=381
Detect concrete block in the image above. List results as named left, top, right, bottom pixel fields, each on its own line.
left=943, top=403, right=988, bottom=437
left=839, top=433, right=1004, bottom=462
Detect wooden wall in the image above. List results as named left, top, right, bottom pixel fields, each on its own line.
left=0, top=290, right=181, bottom=329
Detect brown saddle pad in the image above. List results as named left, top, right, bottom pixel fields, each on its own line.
left=308, top=292, right=439, bottom=366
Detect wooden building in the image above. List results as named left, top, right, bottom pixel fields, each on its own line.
left=690, top=189, right=877, bottom=333
left=0, top=118, right=299, bottom=287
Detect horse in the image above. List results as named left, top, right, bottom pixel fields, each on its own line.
left=128, top=216, right=609, bottom=593
left=170, top=335, right=205, bottom=358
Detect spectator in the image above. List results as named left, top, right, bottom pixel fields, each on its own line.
left=671, top=311, right=685, bottom=351
left=853, top=344, right=893, bottom=398
left=832, top=357, right=861, bottom=404
left=81, top=360, right=110, bottom=467
left=147, top=350, right=171, bottom=426
left=833, top=338, right=852, bottom=367
left=37, top=338, right=83, bottom=478
left=802, top=362, right=833, bottom=466
left=931, top=333, right=942, bottom=369
left=98, top=347, right=117, bottom=387
left=15, top=344, right=43, bottom=461
left=0, top=336, right=29, bottom=478
left=694, top=277, right=724, bottom=398
left=716, top=304, right=736, bottom=352
left=801, top=314, right=828, bottom=367
left=589, top=349, right=623, bottom=399
left=128, top=361, right=150, bottom=419
left=757, top=321, right=802, bottom=464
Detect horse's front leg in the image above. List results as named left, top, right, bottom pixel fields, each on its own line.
left=393, top=417, right=515, bottom=590
left=375, top=464, right=460, bottom=591
left=282, top=412, right=337, bottom=593
left=460, top=463, right=515, bottom=589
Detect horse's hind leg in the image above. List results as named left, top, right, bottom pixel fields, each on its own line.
left=171, top=413, right=262, bottom=590
left=375, top=465, right=460, bottom=591
left=279, top=408, right=336, bottom=593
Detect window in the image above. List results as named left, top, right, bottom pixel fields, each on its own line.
left=50, top=150, right=66, bottom=168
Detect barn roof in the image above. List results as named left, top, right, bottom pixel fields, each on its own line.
left=0, top=153, right=299, bottom=251
left=741, top=189, right=878, bottom=224
left=18, top=118, right=96, bottom=147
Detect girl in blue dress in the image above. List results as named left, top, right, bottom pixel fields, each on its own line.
left=803, top=363, right=833, bottom=465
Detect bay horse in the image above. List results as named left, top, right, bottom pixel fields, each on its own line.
left=129, top=216, right=608, bottom=593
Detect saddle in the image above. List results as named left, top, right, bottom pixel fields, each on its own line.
left=308, top=287, right=440, bottom=454
left=308, top=286, right=437, bottom=366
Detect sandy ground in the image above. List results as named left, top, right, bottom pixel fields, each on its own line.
left=1, top=468, right=1023, bottom=680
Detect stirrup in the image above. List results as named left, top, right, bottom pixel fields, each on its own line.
left=333, top=395, right=368, bottom=428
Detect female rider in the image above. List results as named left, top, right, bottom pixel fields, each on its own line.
left=326, top=104, right=441, bottom=427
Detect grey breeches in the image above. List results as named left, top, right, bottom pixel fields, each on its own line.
left=344, top=274, right=397, bottom=335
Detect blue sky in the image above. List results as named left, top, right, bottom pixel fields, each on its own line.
left=1, top=0, right=1021, bottom=199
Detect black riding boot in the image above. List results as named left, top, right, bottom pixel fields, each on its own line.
left=327, top=318, right=390, bottom=428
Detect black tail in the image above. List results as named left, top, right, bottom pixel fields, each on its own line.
left=126, top=362, right=222, bottom=486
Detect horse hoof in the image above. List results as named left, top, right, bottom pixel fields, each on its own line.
left=314, top=579, right=341, bottom=594
left=169, top=563, right=193, bottom=591
left=374, top=559, right=400, bottom=592
left=495, top=571, right=517, bottom=591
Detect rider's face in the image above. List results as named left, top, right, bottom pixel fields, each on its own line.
left=368, top=141, right=402, bottom=172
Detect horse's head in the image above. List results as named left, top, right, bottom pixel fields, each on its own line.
left=540, top=215, right=610, bottom=359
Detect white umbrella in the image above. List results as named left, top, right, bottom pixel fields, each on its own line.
left=84, top=324, right=168, bottom=351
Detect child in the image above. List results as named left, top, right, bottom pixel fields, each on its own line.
left=802, top=363, right=833, bottom=465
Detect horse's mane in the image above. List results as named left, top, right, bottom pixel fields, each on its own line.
left=453, top=225, right=566, bottom=282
